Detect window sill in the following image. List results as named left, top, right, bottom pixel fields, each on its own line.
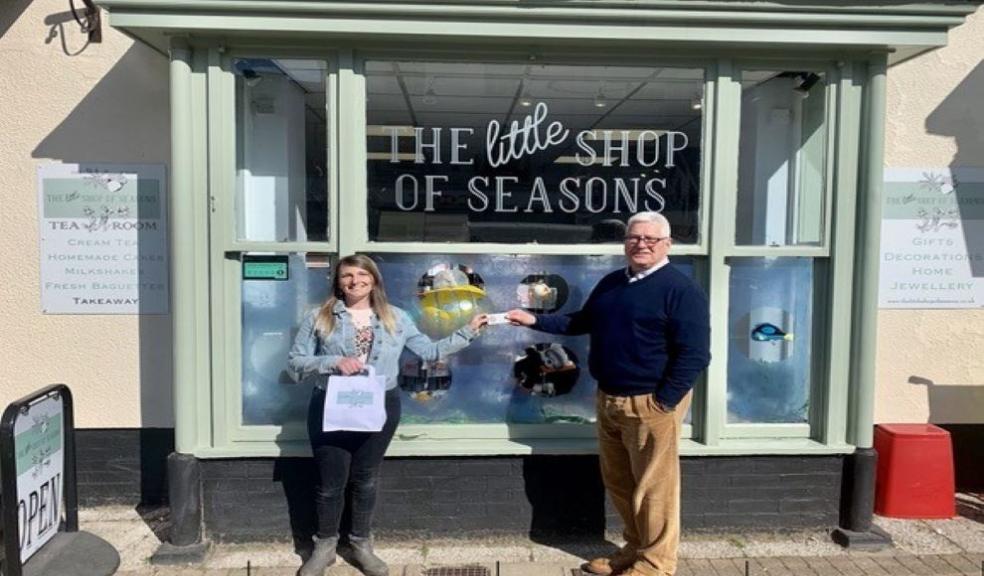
left=193, top=437, right=855, bottom=458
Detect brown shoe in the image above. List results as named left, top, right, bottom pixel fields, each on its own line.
left=581, top=549, right=635, bottom=575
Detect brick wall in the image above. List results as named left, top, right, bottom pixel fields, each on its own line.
left=76, top=429, right=173, bottom=506
left=201, top=455, right=843, bottom=542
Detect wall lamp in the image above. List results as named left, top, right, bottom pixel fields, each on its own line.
left=69, top=0, right=102, bottom=43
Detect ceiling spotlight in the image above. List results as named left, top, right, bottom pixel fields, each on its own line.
left=794, top=73, right=822, bottom=97
left=422, top=87, right=438, bottom=105
left=690, top=97, right=703, bottom=111
left=593, top=82, right=608, bottom=109
left=520, top=91, right=534, bottom=107
left=422, top=77, right=438, bottom=105
left=242, top=68, right=262, bottom=87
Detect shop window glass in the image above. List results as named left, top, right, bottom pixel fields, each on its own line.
left=235, top=59, right=329, bottom=242
left=726, top=257, right=814, bottom=423
left=240, top=253, right=696, bottom=426
left=241, top=253, right=332, bottom=425
left=365, top=61, right=704, bottom=245
left=736, top=71, right=827, bottom=247
left=375, top=253, right=696, bottom=424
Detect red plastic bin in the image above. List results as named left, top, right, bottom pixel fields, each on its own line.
left=874, top=423, right=955, bottom=519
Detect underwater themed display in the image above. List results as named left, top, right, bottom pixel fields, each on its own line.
left=398, top=357, right=452, bottom=404
left=513, top=342, right=580, bottom=397
left=751, top=322, right=794, bottom=342
left=415, top=263, right=490, bottom=337
left=516, top=273, right=569, bottom=313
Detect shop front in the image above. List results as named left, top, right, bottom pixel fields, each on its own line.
left=98, top=0, right=977, bottom=545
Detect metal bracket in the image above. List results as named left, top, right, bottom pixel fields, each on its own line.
left=69, top=0, right=102, bottom=43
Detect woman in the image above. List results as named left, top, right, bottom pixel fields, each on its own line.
left=288, top=254, right=486, bottom=576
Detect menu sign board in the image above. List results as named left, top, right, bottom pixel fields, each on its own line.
left=38, top=163, right=169, bottom=314
left=879, top=168, right=984, bottom=308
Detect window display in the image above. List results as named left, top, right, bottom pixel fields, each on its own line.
left=240, top=252, right=695, bottom=426
left=727, top=257, right=815, bottom=423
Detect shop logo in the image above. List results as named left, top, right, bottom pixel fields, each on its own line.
left=380, top=102, right=691, bottom=215
left=336, top=390, right=374, bottom=408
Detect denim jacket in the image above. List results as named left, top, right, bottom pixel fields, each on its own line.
left=288, top=301, right=479, bottom=390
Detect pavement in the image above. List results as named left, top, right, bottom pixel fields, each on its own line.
left=80, top=493, right=984, bottom=576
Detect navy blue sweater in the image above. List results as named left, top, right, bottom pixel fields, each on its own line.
left=534, top=264, right=711, bottom=408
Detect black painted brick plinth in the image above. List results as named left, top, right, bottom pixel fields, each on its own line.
left=70, top=429, right=845, bottom=541
left=200, top=454, right=844, bottom=542
left=76, top=428, right=174, bottom=506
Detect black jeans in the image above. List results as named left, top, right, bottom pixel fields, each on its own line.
left=307, top=386, right=401, bottom=539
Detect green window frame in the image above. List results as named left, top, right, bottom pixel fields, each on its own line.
left=194, top=45, right=866, bottom=458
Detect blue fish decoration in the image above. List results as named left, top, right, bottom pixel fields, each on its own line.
left=751, top=323, right=794, bottom=342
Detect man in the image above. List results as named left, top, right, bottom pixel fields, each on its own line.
left=506, top=211, right=710, bottom=576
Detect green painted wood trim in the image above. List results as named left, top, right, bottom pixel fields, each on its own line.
left=847, top=55, right=887, bottom=450
left=353, top=242, right=707, bottom=256
left=726, top=246, right=829, bottom=258
left=169, top=38, right=203, bottom=454
left=822, top=60, right=862, bottom=447
left=190, top=437, right=855, bottom=459
left=98, top=0, right=980, bottom=25
left=104, top=12, right=951, bottom=51
left=207, top=50, right=238, bottom=448
left=327, top=58, right=341, bottom=251
left=701, top=59, right=739, bottom=446
left=227, top=241, right=338, bottom=254
left=226, top=420, right=693, bottom=442
left=191, top=47, right=214, bottom=451
left=337, top=49, right=364, bottom=257
left=720, top=423, right=811, bottom=439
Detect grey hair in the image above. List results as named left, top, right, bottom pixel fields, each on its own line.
left=626, top=211, right=671, bottom=238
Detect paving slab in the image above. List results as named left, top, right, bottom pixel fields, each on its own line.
left=425, top=544, right=529, bottom=564
left=679, top=538, right=744, bottom=559
left=910, top=554, right=961, bottom=575
left=929, top=518, right=984, bottom=553
left=896, top=554, right=946, bottom=576
left=498, top=562, right=569, bottom=576
left=940, top=553, right=982, bottom=574
left=528, top=542, right=600, bottom=564
left=205, top=543, right=300, bottom=569
left=747, top=556, right=787, bottom=575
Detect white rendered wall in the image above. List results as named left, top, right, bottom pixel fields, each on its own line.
left=878, top=6, right=984, bottom=425
left=0, top=0, right=172, bottom=427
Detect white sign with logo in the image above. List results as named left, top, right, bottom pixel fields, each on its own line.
left=38, top=163, right=169, bottom=314
left=13, top=394, right=65, bottom=561
left=879, top=168, right=984, bottom=308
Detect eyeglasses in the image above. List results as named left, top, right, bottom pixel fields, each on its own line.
left=624, top=235, right=668, bottom=246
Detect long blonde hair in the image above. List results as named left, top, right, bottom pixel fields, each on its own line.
left=314, top=255, right=397, bottom=337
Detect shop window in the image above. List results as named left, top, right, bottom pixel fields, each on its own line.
left=736, top=71, right=827, bottom=247
left=726, top=257, right=815, bottom=424
left=364, top=61, right=705, bottom=245
left=241, top=253, right=695, bottom=427
left=241, top=253, right=332, bottom=425
left=235, top=59, right=330, bottom=242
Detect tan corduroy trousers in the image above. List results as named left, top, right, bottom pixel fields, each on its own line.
left=597, top=390, right=692, bottom=576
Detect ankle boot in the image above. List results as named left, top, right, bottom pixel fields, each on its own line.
left=347, top=534, right=389, bottom=576
left=298, top=535, right=337, bottom=576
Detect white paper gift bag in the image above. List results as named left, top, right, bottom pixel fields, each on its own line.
left=322, top=366, right=387, bottom=432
